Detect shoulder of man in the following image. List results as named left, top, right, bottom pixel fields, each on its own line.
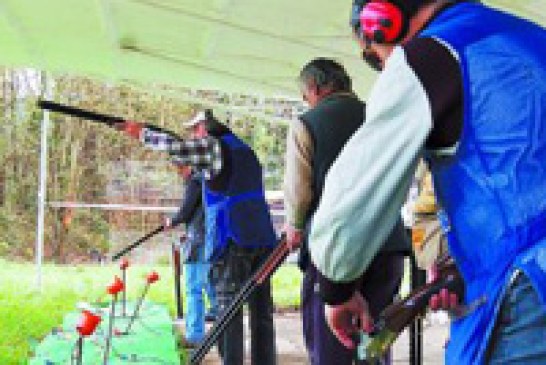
left=302, top=92, right=363, bottom=122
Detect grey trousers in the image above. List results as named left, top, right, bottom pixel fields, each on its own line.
left=210, top=243, right=277, bottom=365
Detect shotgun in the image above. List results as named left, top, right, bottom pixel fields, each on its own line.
left=38, top=100, right=180, bottom=139
left=190, top=236, right=289, bottom=364
left=111, top=225, right=165, bottom=261
left=357, top=255, right=464, bottom=361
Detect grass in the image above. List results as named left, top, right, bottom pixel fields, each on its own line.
left=0, top=259, right=302, bottom=365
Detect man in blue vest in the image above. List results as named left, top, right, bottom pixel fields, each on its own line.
left=118, top=110, right=278, bottom=365
left=305, top=1, right=546, bottom=364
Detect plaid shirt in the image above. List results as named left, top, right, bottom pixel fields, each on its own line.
left=142, top=128, right=223, bottom=180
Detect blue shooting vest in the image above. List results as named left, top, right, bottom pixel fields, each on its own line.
left=421, top=2, right=546, bottom=363
left=203, top=133, right=277, bottom=261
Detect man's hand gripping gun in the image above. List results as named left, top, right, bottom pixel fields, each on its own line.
left=356, top=255, right=465, bottom=362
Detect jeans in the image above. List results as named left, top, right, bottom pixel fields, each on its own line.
left=487, top=274, right=546, bottom=364
left=185, top=262, right=218, bottom=343
left=211, top=243, right=277, bottom=365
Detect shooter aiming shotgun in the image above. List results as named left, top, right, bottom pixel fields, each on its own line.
left=42, top=101, right=282, bottom=363
left=38, top=100, right=176, bottom=260
left=40, top=100, right=187, bottom=317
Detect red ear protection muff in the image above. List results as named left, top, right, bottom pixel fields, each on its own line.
left=360, top=1, right=408, bottom=44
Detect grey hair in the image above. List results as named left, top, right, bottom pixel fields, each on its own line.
left=299, top=58, right=352, bottom=93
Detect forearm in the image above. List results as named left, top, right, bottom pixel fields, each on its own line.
left=170, top=199, right=196, bottom=228
left=283, top=119, right=314, bottom=230
left=171, top=178, right=202, bottom=227
left=142, top=128, right=223, bottom=179
left=169, top=209, right=185, bottom=228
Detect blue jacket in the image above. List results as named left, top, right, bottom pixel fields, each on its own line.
left=171, top=175, right=206, bottom=262
left=421, top=3, right=546, bottom=363
left=203, top=133, right=277, bottom=261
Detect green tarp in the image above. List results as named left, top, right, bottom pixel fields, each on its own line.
left=30, top=302, right=180, bottom=364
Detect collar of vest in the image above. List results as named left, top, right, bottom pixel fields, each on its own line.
left=317, top=91, right=357, bottom=106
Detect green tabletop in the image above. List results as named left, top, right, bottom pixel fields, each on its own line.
left=30, top=301, right=180, bottom=365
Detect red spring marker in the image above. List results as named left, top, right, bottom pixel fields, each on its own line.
left=107, top=276, right=124, bottom=296
left=123, top=271, right=160, bottom=334
left=76, top=310, right=102, bottom=337
left=146, top=271, right=160, bottom=284
left=74, top=309, right=102, bottom=365
left=120, top=258, right=130, bottom=270
left=104, top=276, right=123, bottom=365
left=120, top=259, right=130, bottom=317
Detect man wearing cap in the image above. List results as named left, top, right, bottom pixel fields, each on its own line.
left=118, top=110, right=277, bottom=365
left=306, top=0, right=546, bottom=364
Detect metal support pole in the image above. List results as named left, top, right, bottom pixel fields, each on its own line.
left=71, top=336, right=83, bottom=365
left=409, top=254, right=426, bottom=365
left=123, top=284, right=150, bottom=334
left=173, top=241, right=183, bottom=319
left=76, top=337, right=83, bottom=365
left=122, top=269, right=127, bottom=317
left=35, top=72, right=51, bottom=291
left=103, top=294, right=118, bottom=365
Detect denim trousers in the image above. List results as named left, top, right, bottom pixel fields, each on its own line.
left=487, top=274, right=546, bottom=364
left=211, top=243, right=277, bottom=365
left=184, top=262, right=218, bottom=343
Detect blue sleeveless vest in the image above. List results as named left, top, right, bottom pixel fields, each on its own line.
left=203, top=133, right=277, bottom=261
left=421, top=3, right=546, bottom=363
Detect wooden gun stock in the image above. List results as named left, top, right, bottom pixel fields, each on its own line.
left=358, top=256, right=464, bottom=360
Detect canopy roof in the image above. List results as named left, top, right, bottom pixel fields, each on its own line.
left=1, top=0, right=544, bottom=98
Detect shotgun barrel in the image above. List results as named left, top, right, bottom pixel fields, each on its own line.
left=190, top=237, right=289, bottom=364
left=38, top=100, right=181, bottom=140
left=111, top=225, right=165, bottom=261
left=38, top=100, right=125, bottom=126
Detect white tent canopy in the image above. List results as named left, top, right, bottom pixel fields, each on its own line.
left=1, top=0, right=370, bottom=98
left=1, top=1, right=544, bottom=99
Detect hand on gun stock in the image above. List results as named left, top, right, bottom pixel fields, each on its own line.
left=325, top=291, right=374, bottom=350
left=428, top=255, right=462, bottom=312
left=353, top=255, right=465, bottom=361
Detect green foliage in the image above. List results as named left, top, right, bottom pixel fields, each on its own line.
left=0, top=241, right=9, bottom=256
left=155, top=254, right=171, bottom=266
left=0, top=68, right=292, bottom=261
left=0, top=259, right=301, bottom=364
left=0, top=208, right=36, bottom=258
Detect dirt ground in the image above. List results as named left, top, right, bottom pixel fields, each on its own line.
left=182, top=311, right=449, bottom=364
